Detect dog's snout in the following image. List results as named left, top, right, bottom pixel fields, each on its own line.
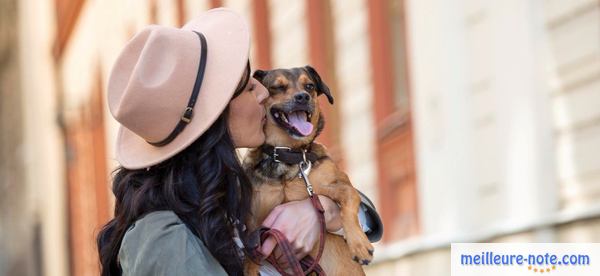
left=294, top=92, right=311, bottom=104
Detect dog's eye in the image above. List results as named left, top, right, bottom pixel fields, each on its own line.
left=304, top=83, right=315, bottom=91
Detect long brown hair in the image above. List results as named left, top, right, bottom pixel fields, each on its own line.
left=97, top=64, right=253, bottom=275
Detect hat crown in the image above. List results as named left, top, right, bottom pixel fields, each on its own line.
left=107, top=8, right=250, bottom=169
left=108, top=26, right=201, bottom=143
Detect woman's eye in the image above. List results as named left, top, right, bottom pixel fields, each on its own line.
left=248, top=84, right=255, bottom=92
left=304, top=83, right=315, bottom=91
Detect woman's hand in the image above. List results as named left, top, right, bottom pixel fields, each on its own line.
left=259, top=196, right=342, bottom=267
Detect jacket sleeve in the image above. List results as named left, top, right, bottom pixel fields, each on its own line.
left=328, top=190, right=384, bottom=243
left=118, top=211, right=228, bottom=276
left=356, top=189, right=383, bottom=242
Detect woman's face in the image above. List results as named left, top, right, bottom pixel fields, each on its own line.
left=228, top=76, right=269, bottom=148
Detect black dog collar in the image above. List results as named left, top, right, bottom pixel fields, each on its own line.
left=261, top=144, right=319, bottom=165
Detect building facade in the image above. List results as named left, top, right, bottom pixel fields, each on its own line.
left=0, top=0, right=599, bottom=275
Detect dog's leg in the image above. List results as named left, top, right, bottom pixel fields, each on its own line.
left=244, top=261, right=261, bottom=276
left=313, top=181, right=374, bottom=265
left=297, top=162, right=373, bottom=265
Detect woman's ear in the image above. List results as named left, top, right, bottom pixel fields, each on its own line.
left=304, top=65, right=334, bottom=105
left=252, top=69, right=268, bottom=83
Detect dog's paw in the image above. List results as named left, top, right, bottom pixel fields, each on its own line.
left=347, top=234, right=374, bottom=265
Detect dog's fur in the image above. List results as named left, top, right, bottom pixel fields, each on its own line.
left=243, top=66, right=373, bottom=275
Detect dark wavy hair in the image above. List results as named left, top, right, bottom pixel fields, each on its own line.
left=97, top=64, right=252, bottom=275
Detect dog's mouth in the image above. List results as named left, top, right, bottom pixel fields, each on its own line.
left=270, top=106, right=314, bottom=137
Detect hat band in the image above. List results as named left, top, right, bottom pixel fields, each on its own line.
left=147, top=31, right=208, bottom=147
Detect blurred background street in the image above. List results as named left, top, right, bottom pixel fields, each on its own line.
left=1, top=0, right=599, bottom=275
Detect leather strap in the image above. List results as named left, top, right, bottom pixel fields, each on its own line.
left=261, top=144, right=319, bottom=165
left=300, top=195, right=326, bottom=274
left=147, top=31, right=208, bottom=147
left=263, top=228, right=305, bottom=275
left=248, top=195, right=327, bottom=275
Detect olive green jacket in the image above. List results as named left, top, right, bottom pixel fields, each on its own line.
left=118, top=211, right=227, bottom=276
left=118, top=196, right=383, bottom=275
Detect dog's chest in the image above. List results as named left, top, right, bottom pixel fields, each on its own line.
left=254, top=158, right=323, bottom=200
left=255, top=156, right=301, bottom=180
left=282, top=176, right=316, bottom=202
left=280, top=162, right=326, bottom=202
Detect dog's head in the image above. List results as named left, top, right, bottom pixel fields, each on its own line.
left=253, top=65, right=334, bottom=148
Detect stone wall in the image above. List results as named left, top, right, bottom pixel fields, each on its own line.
left=0, top=0, right=38, bottom=274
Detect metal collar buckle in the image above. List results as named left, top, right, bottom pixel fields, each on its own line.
left=273, top=146, right=291, bottom=163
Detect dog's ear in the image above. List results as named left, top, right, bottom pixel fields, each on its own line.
left=304, top=65, right=334, bottom=105
left=252, top=69, right=268, bottom=83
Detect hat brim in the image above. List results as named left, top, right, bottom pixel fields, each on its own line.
left=115, top=8, right=250, bottom=169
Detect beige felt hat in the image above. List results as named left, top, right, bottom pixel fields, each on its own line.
left=107, top=8, right=249, bottom=169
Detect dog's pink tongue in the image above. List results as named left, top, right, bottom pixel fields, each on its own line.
left=288, top=112, right=313, bottom=136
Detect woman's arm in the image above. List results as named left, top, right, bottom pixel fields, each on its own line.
left=259, top=190, right=383, bottom=264
left=120, top=211, right=228, bottom=275
left=259, top=198, right=325, bottom=262
left=318, top=195, right=343, bottom=232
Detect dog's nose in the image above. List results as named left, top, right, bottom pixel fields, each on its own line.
left=294, top=92, right=311, bottom=104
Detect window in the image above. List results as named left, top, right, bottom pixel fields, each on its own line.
left=368, top=0, right=419, bottom=241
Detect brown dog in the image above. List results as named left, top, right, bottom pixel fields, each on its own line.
left=243, top=66, right=373, bottom=275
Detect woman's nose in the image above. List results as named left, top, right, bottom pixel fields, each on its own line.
left=255, top=81, right=269, bottom=104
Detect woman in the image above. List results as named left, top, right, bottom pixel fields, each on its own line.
left=97, top=8, right=381, bottom=276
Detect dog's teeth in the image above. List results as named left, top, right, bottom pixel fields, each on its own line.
left=274, top=113, right=280, bottom=118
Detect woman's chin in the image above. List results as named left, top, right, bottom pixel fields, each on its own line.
left=254, top=133, right=266, bottom=147
left=236, top=133, right=265, bottom=149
